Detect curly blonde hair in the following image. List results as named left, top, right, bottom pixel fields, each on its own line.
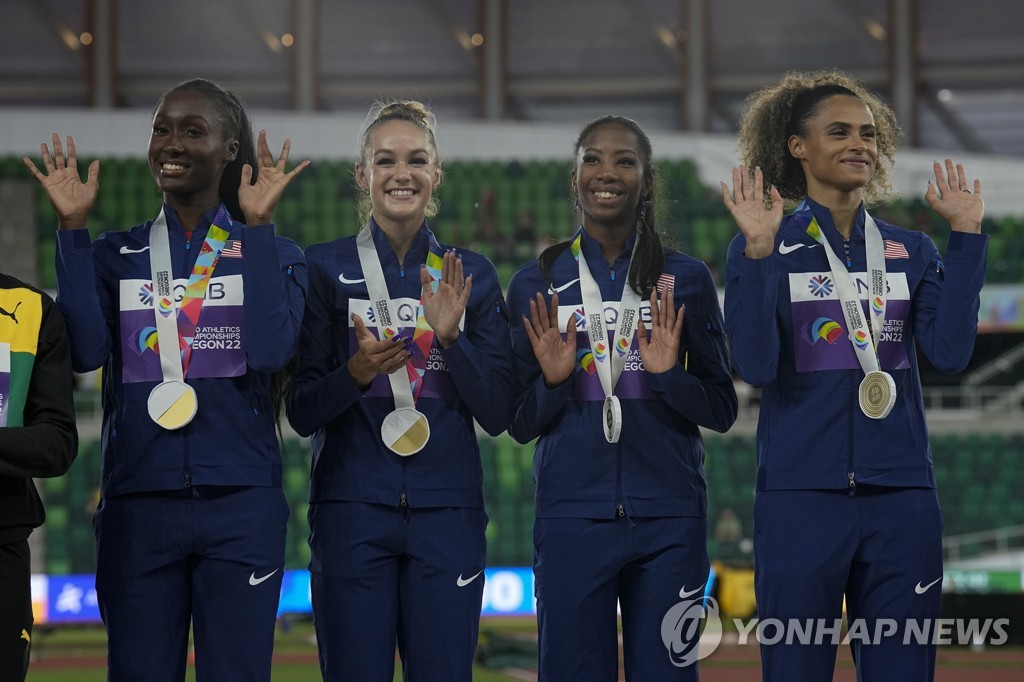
left=736, top=70, right=902, bottom=207
left=356, top=99, right=443, bottom=225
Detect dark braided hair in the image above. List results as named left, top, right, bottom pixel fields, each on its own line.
left=155, top=78, right=258, bottom=221
left=539, top=115, right=666, bottom=296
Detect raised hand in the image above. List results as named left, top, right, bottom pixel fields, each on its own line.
left=238, top=130, right=310, bottom=225
left=721, top=165, right=783, bottom=258
left=637, top=284, right=684, bottom=374
left=346, top=313, right=411, bottom=388
left=523, top=292, right=577, bottom=387
left=421, top=250, right=471, bottom=348
left=23, top=133, right=99, bottom=230
left=924, top=159, right=984, bottom=234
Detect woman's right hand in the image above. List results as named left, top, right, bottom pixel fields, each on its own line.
left=23, top=133, right=99, bottom=230
left=523, top=292, right=577, bottom=387
left=721, top=165, right=782, bottom=259
left=347, top=313, right=411, bottom=388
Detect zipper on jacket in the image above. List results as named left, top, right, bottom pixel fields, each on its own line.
left=847, top=371, right=856, bottom=494
left=617, top=504, right=625, bottom=517
left=610, top=265, right=616, bottom=281
left=400, top=493, right=407, bottom=507
left=184, top=430, right=191, bottom=488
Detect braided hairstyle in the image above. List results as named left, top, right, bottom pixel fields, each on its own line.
left=356, top=100, right=443, bottom=225
left=539, top=115, right=666, bottom=296
left=736, top=69, right=902, bottom=207
left=155, top=78, right=258, bottom=221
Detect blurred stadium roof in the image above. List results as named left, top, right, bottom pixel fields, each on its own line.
left=3, top=0, right=1023, bottom=157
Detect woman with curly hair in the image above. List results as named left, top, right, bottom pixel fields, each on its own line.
left=722, top=70, right=987, bottom=681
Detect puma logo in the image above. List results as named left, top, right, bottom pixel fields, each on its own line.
left=0, top=301, right=21, bottom=324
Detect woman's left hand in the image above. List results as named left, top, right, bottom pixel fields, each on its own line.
left=637, top=283, right=683, bottom=374
left=924, top=158, right=984, bottom=233
left=421, top=250, right=471, bottom=348
left=238, top=130, right=311, bottom=225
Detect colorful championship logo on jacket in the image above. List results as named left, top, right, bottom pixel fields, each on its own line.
left=119, top=275, right=246, bottom=383
left=789, top=271, right=910, bottom=373
left=576, top=349, right=597, bottom=375
left=803, top=317, right=843, bottom=345
left=348, top=296, right=459, bottom=402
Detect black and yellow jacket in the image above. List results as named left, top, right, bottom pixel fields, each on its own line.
left=0, top=274, right=77, bottom=545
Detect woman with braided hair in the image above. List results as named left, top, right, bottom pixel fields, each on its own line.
left=507, top=115, right=737, bottom=680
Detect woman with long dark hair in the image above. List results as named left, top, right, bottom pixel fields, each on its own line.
left=26, top=77, right=308, bottom=681
left=507, top=115, right=737, bottom=680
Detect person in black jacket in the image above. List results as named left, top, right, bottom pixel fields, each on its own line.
left=0, top=273, right=78, bottom=681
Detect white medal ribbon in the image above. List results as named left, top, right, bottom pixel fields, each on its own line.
left=147, top=209, right=198, bottom=429
left=574, top=233, right=641, bottom=442
left=802, top=204, right=895, bottom=419
left=355, top=225, right=430, bottom=455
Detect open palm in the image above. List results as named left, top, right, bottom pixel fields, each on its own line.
left=23, top=133, right=99, bottom=230
left=238, top=130, right=310, bottom=225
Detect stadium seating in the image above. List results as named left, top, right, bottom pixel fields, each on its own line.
left=11, top=153, right=1020, bottom=572
left=41, top=430, right=1024, bottom=572
left=7, top=155, right=1020, bottom=290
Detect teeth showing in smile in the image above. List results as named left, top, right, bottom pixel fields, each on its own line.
left=390, top=189, right=414, bottom=197
left=162, top=163, right=186, bottom=172
left=593, top=190, right=619, bottom=199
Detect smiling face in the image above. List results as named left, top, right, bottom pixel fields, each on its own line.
left=148, top=88, right=238, bottom=212
left=788, top=94, right=877, bottom=201
left=355, top=119, right=440, bottom=233
left=572, top=121, right=651, bottom=235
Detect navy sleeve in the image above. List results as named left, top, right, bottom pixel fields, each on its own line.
left=439, top=257, right=514, bottom=437
left=724, top=233, right=781, bottom=386
left=286, top=252, right=364, bottom=438
left=507, top=269, right=573, bottom=444
left=647, top=265, right=738, bottom=433
left=911, top=231, right=988, bottom=373
left=54, top=228, right=115, bottom=373
left=242, top=226, right=307, bottom=372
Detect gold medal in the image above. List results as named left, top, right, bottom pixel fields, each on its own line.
left=381, top=407, right=430, bottom=456
left=147, top=380, right=198, bottom=430
left=859, top=370, right=896, bottom=419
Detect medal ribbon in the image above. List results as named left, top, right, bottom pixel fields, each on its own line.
left=796, top=201, right=887, bottom=378
left=572, top=229, right=642, bottom=401
left=149, top=206, right=231, bottom=383
left=356, top=223, right=444, bottom=408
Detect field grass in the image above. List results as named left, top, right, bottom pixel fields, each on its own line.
left=26, top=618, right=1024, bottom=681
left=26, top=618, right=534, bottom=681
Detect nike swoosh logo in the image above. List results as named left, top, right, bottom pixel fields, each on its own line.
left=120, top=246, right=150, bottom=254
left=548, top=278, right=580, bottom=294
left=456, top=570, right=483, bottom=587
left=915, top=577, right=942, bottom=594
left=339, top=273, right=365, bottom=284
left=679, top=583, right=705, bottom=599
left=778, top=241, right=818, bottom=255
left=248, top=568, right=280, bottom=586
